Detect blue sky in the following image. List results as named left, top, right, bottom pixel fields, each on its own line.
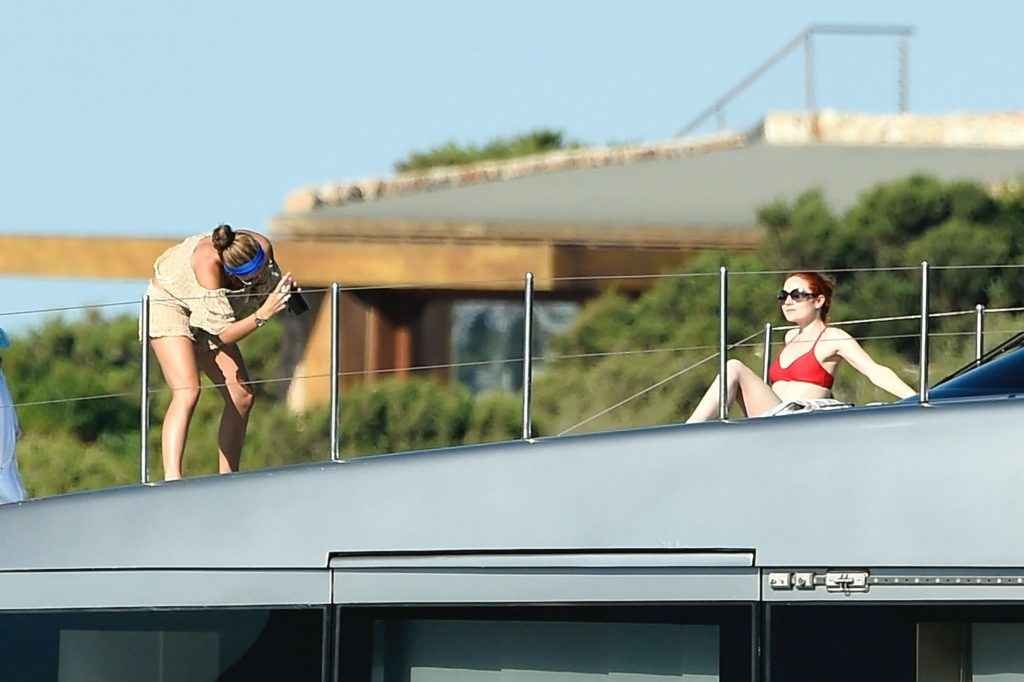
left=1, top=1, right=1022, bottom=328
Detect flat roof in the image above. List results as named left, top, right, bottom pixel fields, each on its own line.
left=275, top=144, right=1024, bottom=238
left=3, top=398, right=1024, bottom=572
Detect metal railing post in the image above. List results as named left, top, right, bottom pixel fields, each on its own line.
left=919, top=261, right=929, bottom=404
left=678, top=24, right=913, bottom=137
left=804, top=32, right=816, bottom=112
left=898, top=35, right=910, bottom=113
left=139, top=295, right=150, bottom=484
left=719, top=266, right=729, bottom=420
left=762, top=323, right=773, bottom=383
left=975, top=304, right=986, bottom=362
left=330, top=282, right=341, bottom=461
left=521, top=272, right=534, bottom=439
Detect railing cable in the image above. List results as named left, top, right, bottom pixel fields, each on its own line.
left=5, top=263, right=1024, bottom=318
left=557, top=329, right=764, bottom=436
left=5, top=324, right=1024, bottom=413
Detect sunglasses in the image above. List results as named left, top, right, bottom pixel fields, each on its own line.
left=777, top=289, right=817, bottom=303
left=237, top=266, right=271, bottom=287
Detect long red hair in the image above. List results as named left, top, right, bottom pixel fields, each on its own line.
left=788, top=271, right=835, bottom=322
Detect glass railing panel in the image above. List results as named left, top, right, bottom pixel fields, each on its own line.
left=3, top=301, right=142, bottom=497
left=143, top=287, right=333, bottom=482
left=725, top=267, right=924, bottom=411
left=7, top=260, right=1024, bottom=499
left=533, top=271, right=724, bottom=435
left=928, top=265, right=1024, bottom=389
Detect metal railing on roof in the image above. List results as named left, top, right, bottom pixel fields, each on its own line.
left=678, top=23, right=915, bottom=138
left=3, top=260, right=1024, bottom=491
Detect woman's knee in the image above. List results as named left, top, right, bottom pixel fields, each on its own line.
left=226, top=385, right=256, bottom=415
left=169, top=384, right=201, bottom=410
left=725, top=358, right=751, bottom=377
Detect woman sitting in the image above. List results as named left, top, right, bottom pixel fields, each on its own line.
left=686, top=271, right=915, bottom=423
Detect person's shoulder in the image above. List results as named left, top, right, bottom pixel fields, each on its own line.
left=194, top=249, right=223, bottom=289
left=823, top=326, right=852, bottom=342
left=191, top=237, right=218, bottom=265
left=784, top=328, right=799, bottom=342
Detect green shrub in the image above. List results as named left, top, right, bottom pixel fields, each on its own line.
left=464, top=391, right=522, bottom=443
left=394, top=129, right=579, bottom=172
left=339, top=378, right=473, bottom=457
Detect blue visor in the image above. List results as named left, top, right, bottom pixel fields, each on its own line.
left=223, top=246, right=267, bottom=278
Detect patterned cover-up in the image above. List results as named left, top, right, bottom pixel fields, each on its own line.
left=0, top=366, right=26, bottom=504
left=144, top=233, right=282, bottom=349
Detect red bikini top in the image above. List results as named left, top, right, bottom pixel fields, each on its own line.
left=768, top=327, right=834, bottom=389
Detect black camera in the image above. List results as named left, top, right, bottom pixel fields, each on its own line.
left=286, top=287, right=309, bottom=315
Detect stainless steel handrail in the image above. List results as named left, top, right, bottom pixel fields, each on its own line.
left=976, top=304, right=986, bottom=362
left=761, top=323, right=773, bottom=384
left=678, top=23, right=915, bottom=137
left=718, top=267, right=728, bottom=420
left=919, top=261, right=930, bottom=403
left=10, top=259, right=1024, bottom=493
left=522, top=272, right=535, bottom=440
left=330, top=282, right=341, bottom=461
left=8, top=261, right=1024, bottom=322
left=5, top=301, right=1018, bottom=416
left=139, top=295, right=150, bottom=484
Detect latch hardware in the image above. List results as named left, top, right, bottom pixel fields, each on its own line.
left=767, top=570, right=870, bottom=593
left=825, top=571, right=869, bottom=593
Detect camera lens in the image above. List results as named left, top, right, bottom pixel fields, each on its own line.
left=287, top=289, right=309, bottom=315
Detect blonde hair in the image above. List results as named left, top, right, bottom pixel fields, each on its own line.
left=211, top=224, right=262, bottom=271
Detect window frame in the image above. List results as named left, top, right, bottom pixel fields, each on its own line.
left=334, top=603, right=757, bottom=682
left=0, top=604, right=331, bottom=682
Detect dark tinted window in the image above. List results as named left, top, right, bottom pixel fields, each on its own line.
left=0, top=607, right=324, bottom=682
left=929, top=347, right=1024, bottom=400
left=771, top=603, right=1024, bottom=682
left=339, top=605, right=753, bottom=682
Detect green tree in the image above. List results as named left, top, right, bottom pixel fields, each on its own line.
left=394, top=129, right=579, bottom=172
left=534, top=174, right=1024, bottom=433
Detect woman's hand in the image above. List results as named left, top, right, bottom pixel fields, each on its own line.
left=256, top=272, right=294, bottom=320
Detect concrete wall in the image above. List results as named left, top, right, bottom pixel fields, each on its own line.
left=764, top=110, right=1024, bottom=147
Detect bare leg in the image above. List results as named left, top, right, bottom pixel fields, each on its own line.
left=150, top=336, right=201, bottom=480
left=686, top=359, right=781, bottom=423
left=197, top=344, right=254, bottom=474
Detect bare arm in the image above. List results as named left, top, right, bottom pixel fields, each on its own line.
left=194, top=233, right=294, bottom=346
left=215, top=274, right=294, bottom=345
left=831, top=329, right=916, bottom=399
left=195, top=260, right=295, bottom=346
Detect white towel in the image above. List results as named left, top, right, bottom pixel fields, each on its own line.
left=757, top=398, right=853, bottom=418
left=0, top=368, right=26, bottom=504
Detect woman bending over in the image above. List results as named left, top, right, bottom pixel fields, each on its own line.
left=686, top=272, right=915, bottom=423
left=145, top=224, right=295, bottom=480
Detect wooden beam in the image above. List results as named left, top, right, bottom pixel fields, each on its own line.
left=272, top=240, right=554, bottom=291
left=0, top=235, right=556, bottom=290
left=549, top=243, right=760, bottom=292
left=0, top=232, right=760, bottom=291
left=0, top=235, right=176, bottom=279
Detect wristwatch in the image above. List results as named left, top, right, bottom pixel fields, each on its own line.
left=253, top=315, right=267, bottom=328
